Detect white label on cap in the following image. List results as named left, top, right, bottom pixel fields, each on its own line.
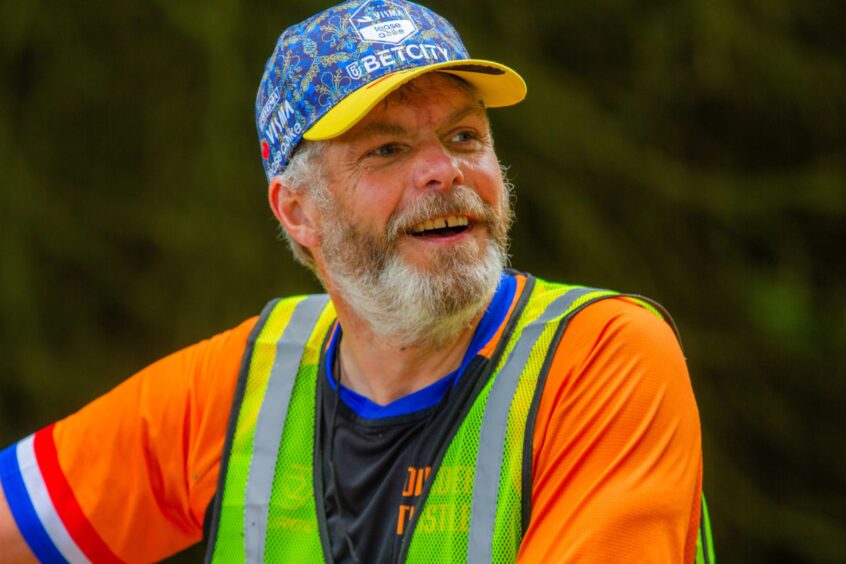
left=350, top=0, right=418, bottom=45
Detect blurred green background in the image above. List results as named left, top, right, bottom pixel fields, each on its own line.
left=1, top=0, right=844, bottom=561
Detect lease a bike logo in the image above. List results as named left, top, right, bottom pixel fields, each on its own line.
left=350, top=0, right=418, bottom=45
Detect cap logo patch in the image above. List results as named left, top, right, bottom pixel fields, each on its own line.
left=350, top=0, right=418, bottom=45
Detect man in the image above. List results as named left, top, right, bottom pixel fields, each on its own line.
left=0, top=1, right=713, bottom=562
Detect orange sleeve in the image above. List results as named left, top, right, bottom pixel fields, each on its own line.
left=518, top=299, right=702, bottom=563
left=52, top=316, right=256, bottom=562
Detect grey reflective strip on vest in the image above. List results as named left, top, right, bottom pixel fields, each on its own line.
left=466, top=286, right=596, bottom=564
left=244, top=294, right=330, bottom=564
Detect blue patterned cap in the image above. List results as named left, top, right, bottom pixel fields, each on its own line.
left=256, top=0, right=526, bottom=179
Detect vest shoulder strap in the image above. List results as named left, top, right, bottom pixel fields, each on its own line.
left=206, top=294, right=332, bottom=564
left=467, top=285, right=616, bottom=563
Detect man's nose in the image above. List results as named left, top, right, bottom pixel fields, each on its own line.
left=412, top=143, right=465, bottom=191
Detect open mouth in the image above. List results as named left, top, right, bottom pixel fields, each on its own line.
left=409, top=215, right=471, bottom=238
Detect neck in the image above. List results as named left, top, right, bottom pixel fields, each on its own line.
left=332, top=299, right=486, bottom=406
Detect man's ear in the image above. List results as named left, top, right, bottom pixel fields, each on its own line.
left=268, top=175, right=321, bottom=250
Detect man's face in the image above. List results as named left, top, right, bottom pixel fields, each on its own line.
left=308, top=73, right=512, bottom=346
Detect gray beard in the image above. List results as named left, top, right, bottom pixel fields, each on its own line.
left=318, top=186, right=510, bottom=349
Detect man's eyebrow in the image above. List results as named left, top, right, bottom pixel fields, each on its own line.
left=444, top=102, right=488, bottom=126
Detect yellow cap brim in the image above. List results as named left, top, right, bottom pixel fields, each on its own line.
left=302, top=59, right=526, bottom=141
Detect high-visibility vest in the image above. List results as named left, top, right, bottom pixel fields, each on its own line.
left=205, top=276, right=716, bottom=563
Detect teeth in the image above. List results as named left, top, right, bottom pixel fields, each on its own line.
left=411, top=215, right=469, bottom=234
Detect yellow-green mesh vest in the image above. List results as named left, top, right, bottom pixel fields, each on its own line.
left=205, top=278, right=715, bottom=563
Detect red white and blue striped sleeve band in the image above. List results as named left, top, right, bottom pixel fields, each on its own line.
left=0, top=426, right=121, bottom=563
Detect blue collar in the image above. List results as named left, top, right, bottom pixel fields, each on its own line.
left=324, top=272, right=517, bottom=420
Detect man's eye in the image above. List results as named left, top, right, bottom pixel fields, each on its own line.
left=368, top=143, right=399, bottom=157
left=451, top=130, right=478, bottom=143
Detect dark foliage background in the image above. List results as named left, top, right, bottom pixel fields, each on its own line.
left=1, top=0, right=844, bottom=561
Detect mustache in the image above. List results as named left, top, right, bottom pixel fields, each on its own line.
left=385, top=186, right=496, bottom=240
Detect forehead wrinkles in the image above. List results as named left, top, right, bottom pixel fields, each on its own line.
left=342, top=75, right=487, bottom=142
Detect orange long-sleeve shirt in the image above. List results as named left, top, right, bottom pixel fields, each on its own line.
left=0, top=286, right=701, bottom=562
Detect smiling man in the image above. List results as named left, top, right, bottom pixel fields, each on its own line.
left=0, top=1, right=714, bottom=563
